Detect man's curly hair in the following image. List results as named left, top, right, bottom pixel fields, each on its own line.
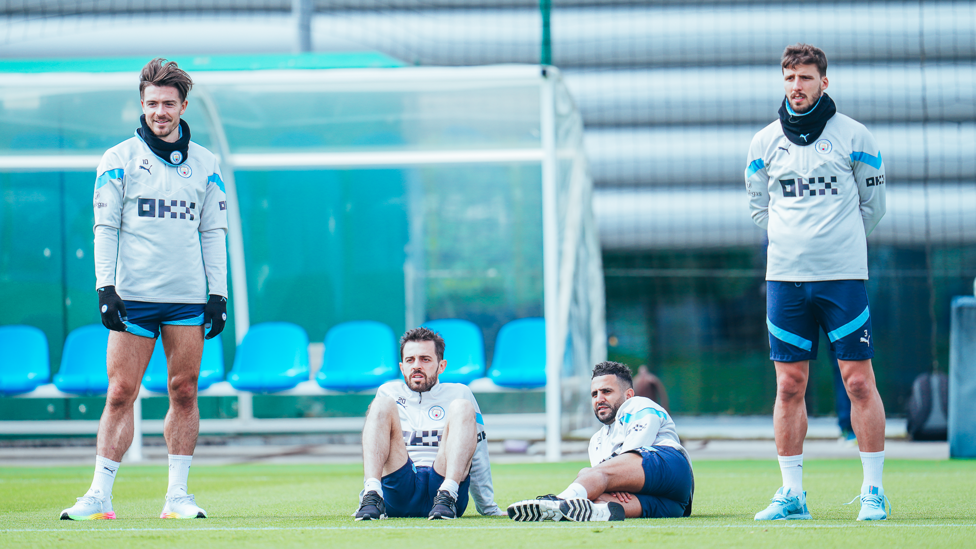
left=399, top=326, right=445, bottom=362
left=591, top=360, right=633, bottom=389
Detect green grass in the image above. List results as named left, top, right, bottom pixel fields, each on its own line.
left=1, top=460, right=974, bottom=548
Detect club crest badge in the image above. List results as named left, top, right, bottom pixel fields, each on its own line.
left=170, top=150, right=183, bottom=164
left=428, top=406, right=445, bottom=421
left=178, top=164, right=192, bottom=178
left=815, top=139, right=832, bottom=154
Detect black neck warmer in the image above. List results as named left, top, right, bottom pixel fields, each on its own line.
left=137, top=115, right=191, bottom=165
left=778, top=93, right=837, bottom=146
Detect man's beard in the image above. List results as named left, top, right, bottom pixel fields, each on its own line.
left=151, top=119, right=178, bottom=139
left=593, top=401, right=621, bottom=425
left=407, top=371, right=438, bottom=392
left=791, top=88, right=823, bottom=114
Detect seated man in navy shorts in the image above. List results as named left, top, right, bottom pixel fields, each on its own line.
left=354, top=327, right=504, bottom=520
left=508, top=361, right=694, bottom=522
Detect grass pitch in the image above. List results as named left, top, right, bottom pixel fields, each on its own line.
left=1, top=459, right=974, bottom=548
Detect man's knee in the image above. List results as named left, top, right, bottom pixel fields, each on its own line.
left=106, top=379, right=139, bottom=409
left=168, top=373, right=199, bottom=408
left=844, top=371, right=876, bottom=401
left=447, top=398, right=475, bottom=421
left=366, top=396, right=399, bottom=422
left=776, top=369, right=807, bottom=400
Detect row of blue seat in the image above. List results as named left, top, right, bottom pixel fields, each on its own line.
left=0, top=318, right=547, bottom=396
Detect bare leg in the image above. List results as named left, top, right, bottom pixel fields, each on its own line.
left=362, top=397, right=410, bottom=480
left=838, top=359, right=885, bottom=453
left=96, top=332, right=156, bottom=461
left=594, top=493, right=643, bottom=519
left=161, top=325, right=204, bottom=456
left=432, top=399, right=477, bottom=482
left=573, top=452, right=645, bottom=499
left=773, top=361, right=809, bottom=456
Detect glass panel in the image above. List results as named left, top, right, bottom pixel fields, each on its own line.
left=209, top=84, right=540, bottom=153
left=418, top=163, right=544, bottom=362
left=236, top=169, right=408, bottom=341
left=0, top=172, right=65, bottom=370
left=0, top=88, right=214, bottom=156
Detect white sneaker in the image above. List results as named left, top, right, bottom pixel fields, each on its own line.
left=507, top=496, right=565, bottom=521
left=507, top=495, right=624, bottom=522
left=160, top=493, right=207, bottom=519
left=559, top=498, right=625, bottom=522
left=60, top=489, right=116, bottom=520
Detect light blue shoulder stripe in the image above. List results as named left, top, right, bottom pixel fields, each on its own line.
left=766, top=317, right=813, bottom=351
left=618, top=407, right=668, bottom=424
left=850, top=151, right=883, bottom=170
left=746, top=158, right=765, bottom=178
left=95, top=168, right=124, bottom=189
left=208, top=173, right=226, bottom=192
left=475, top=413, right=484, bottom=425
left=827, top=306, right=871, bottom=343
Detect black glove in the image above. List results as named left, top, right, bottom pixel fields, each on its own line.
left=97, top=286, right=128, bottom=332
left=204, top=295, right=227, bottom=340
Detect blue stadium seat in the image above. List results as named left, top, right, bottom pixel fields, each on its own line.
left=227, top=322, right=309, bottom=393
left=423, top=319, right=485, bottom=385
left=487, top=317, right=547, bottom=389
left=316, top=321, right=398, bottom=391
left=54, top=324, right=110, bottom=395
left=142, top=336, right=225, bottom=393
left=0, top=325, right=50, bottom=396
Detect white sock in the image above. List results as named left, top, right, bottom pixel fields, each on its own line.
left=167, top=455, right=193, bottom=497
left=557, top=482, right=588, bottom=500
left=778, top=454, right=804, bottom=494
left=860, top=450, right=885, bottom=493
left=90, top=455, right=120, bottom=497
left=364, top=477, right=383, bottom=498
left=438, top=479, right=460, bottom=500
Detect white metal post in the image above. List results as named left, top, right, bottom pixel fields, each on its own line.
left=192, top=91, right=252, bottom=423
left=541, top=70, right=562, bottom=462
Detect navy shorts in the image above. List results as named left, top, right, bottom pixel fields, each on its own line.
left=382, top=458, right=471, bottom=518
left=122, top=301, right=205, bottom=339
left=631, top=446, right=694, bottom=518
left=766, top=280, right=874, bottom=362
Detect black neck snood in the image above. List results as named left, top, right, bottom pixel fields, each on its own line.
left=137, top=115, right=191, bottom=165
left=778, top=93, right=837, bottom=146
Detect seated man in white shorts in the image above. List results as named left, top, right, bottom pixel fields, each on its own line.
left=508, top=361, right=694, bottom=522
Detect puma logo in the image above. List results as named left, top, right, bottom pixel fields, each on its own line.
left=860, top=330, right=871, bottom=345
left=778, top=145, right=791, bottom=154
left=799, top=133, right=810, bottom=142
left=139, top=164, right=152, bottom=175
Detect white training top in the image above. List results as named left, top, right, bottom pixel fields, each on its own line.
left=588, top=396, right=685, bottom=466
left=375, top=380, right=502, bottom=516
left=93, top=132, right=228, bottom=303
left=745, top=113, right=886, bottom=282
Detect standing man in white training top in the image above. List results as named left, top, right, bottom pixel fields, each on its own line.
left=354, top=327, right=504, bottom=520
left=61, top=58, right=228, bottom=520
left=745, top=44, right=888, bottom=521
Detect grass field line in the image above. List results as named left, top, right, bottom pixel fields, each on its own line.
left=5, top=523, right=975, bottom=533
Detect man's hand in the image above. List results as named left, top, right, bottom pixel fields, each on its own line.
left=97, top=286, right=128, bottom=331
left=203, top=295, right=227, bottom=339
left=608, top=492, right=634, bottom=504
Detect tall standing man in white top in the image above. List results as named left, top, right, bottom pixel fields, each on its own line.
left=61, top=58, right=228, bottom=520
left=745, top=44, right=889, bottom=521
left=355, top=327, right=504, bottom=520
left=508, top=361, right=693, bottom=522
